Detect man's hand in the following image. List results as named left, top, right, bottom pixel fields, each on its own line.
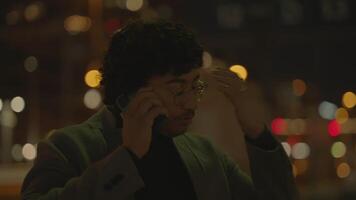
left=208, top=68, right=269, bottom=139
left=121, top=86, right=168, bottom=158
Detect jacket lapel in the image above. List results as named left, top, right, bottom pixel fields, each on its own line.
left=174, top=135, right=208, bottom=200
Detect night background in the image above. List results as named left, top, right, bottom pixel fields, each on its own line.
left=1, top=0, right=356, bottom=199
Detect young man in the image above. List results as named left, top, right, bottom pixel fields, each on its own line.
left=21, top=20, right=298, bottom=200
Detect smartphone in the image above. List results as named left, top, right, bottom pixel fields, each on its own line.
left=115, top=93, right=168, bottom=135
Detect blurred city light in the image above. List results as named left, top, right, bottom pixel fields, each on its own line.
left=291, top=142, right=310, bottom=159
left=202, top=51, right=212, bottom=68
left=319, top=101, right=338, bottom=120
left=328, top=120, right=341, bottom=137
left=10, top=96, right=25, bottom=113
left=11, top=144, right=23, bottom=162
left=84, top=69, right=101, bottom=88
left=229, top=65, right=248, bottom=80
left=281, top=142, right=291, bottom=157
left=24, top=56, right=38, bottom=72
left=24, top=2, right=45, bottom=22
left=292, top=79, right=307, bottom=97
left=126, top=0, right=144, bottom=12
left=271, top=117, right=287, bottom=135
left=342, top=91, right=356, bottom=109
left=6, top=10, right=21, bottom=25
left=22, top=143, right=37, bottom=161
left=331, top=141, right=346, bottom=158
left=84, top=89, right=102, bottom=109
left=335, top=107, right=349, bottom=124
left=64, top=15, right=92, bottom=35
left=336, top=162, right=351, bottom=178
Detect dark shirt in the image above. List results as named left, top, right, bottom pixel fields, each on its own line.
left=129, top=134, right=198, bottom=200
left=126, top=126, right=277, bottom=200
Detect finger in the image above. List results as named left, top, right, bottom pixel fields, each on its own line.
left=127, top=92, right=162, bottom=114
left=136, top=99, right=163, bottom=118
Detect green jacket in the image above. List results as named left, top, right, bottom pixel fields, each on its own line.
left=21, top=107, right=298, bottom=200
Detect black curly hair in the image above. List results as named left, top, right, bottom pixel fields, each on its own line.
left=100, top=19, right=204, bottom=106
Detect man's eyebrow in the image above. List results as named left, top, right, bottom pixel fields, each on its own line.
left=165, top=74, right=200, bottom=84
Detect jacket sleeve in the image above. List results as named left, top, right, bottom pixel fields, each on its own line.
left=21, top=132, right=144, bottom=200
left=222, top=131, right=299, bottom=200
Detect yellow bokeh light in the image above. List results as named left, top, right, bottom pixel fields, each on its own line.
left=229, top=65, right=248, bottom=80
left=336, top=162, right=350, bottom=178
left=126, top=0, right=144, bottom=11
left=292, top=79, right=307, bottom=96
left=342, top=91, right=356, bottom=109
left=64, top=15, right=92, bottom=35
left=24, top=2, right=43, bottom=22
left=335, top=107, right=349, bottom=124
left=84, top=69, right=101, bottom=88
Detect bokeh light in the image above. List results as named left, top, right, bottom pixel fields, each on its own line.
left=84, top=69, right=101, bottom=88
left=271, top=118, right=287, bottom=135
left=292, top=79, right=307, bottom=96
left=335, top=108, right=349, bottom=124
left=291, top=142, right=310, bottom=159
left=0, top=98, right=3, bottom=111
left=11, top=144, right=23, bottom=162
left=328, top=120, right=341, bottom=137
left=22, top=143, right=37, bottom=161
left=229, top=65, right=248, bottom=80
left=126, top=0, right=144, bottom=11
left=84, top=89, right=102, bottom=109
left=331, top=141, right=346, bottom=158
left=319, top=101, right=337, bottom=120
left=24, top=56, right=38, bottom=72
left=24, top=2, right=44, bottom=22
left=342, top=91, right=356, bottom=109
left=336, top=162, right=351, bottom=178
left=281, top=142, right=291, bottom=157
left=10, top=96, right=25, bottom=113
left=64, top=15, right=92, bottom=35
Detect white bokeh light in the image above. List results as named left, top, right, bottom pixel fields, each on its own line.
left=10, top=96, right=25, bottom=113
left=22, top=143, right=37, bottom=161
left=318, top=101, right=337, bottom=120
left=291, top=142, right=310, bottom=159
left=12, top=144, right=24, bottom=161
left=84, top=89, right=102, bottom=109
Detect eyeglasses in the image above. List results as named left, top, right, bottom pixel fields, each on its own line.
left=168, top=79, right=208, bottom=106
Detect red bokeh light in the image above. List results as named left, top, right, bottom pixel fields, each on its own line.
left=104, top=18, right=121, bottom=34
left=271, top=117, right=287, bottom=135
left=328, top=120, right=341, bottom=137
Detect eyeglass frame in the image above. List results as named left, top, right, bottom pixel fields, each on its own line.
left=165, top=79, right=208, bottom=106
